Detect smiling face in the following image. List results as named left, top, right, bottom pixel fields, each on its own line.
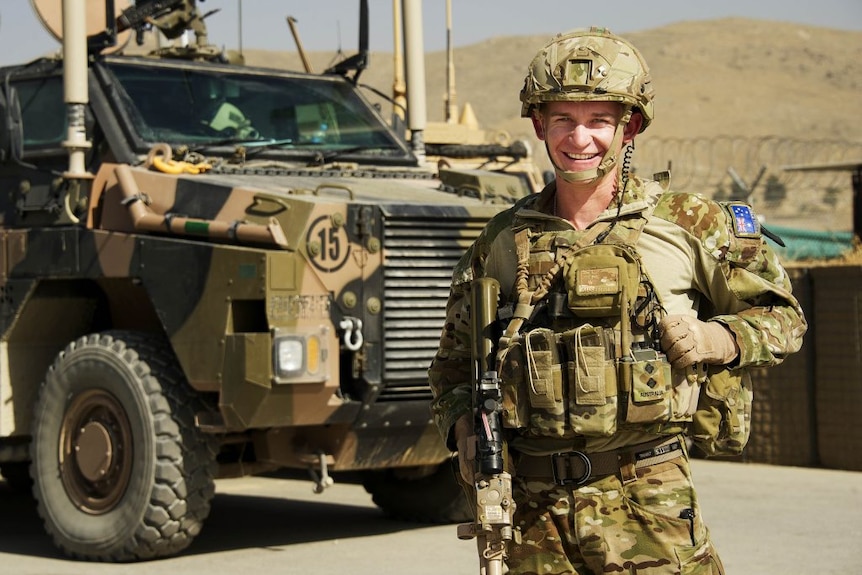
left=532, top=100, right=642, bottom=183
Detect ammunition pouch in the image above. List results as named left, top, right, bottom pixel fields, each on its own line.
left=499, top=325, right=701, bottom=438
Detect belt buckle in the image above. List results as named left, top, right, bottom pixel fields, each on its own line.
left=551, top=450, right=592, bottom=486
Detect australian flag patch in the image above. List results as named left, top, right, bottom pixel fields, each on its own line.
left=724, top=202, right=761, bottom=238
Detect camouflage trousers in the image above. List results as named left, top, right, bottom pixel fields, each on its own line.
left=505, top=452, right=725, bottom=575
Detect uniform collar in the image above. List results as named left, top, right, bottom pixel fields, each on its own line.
left=515, top=176, right=656, bottom=227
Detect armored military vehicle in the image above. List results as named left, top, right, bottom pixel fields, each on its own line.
left=0, top=0, right=533, bottom=561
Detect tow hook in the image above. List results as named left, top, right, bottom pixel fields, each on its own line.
left=339, top=317, right=364, bottom=351
left=307, top=451, right=335, bottom=494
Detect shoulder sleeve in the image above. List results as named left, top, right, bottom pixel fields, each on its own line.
left=654, top=192, right=808, bottom=367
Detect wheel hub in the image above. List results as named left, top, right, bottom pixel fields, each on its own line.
left=59, top=389, right=133, bottom=514
left=74, top=421, right=114, bottom=482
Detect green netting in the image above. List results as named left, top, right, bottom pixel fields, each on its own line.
left=763, top=224, right=855, bottom=261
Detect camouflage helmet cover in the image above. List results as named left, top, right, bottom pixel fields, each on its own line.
left=519, top=27, right=655, bottom=132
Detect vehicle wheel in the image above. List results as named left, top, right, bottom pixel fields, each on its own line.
left=362, top=459, right=472, bottom=524
left=30, top=331, right=218, bottom=561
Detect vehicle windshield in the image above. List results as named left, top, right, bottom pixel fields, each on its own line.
left=105, top=60, right=411, bottom=161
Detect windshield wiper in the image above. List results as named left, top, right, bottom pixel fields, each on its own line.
left=186, top=137, right=295, bottom=155
left=308, top=146, right=369, bottom=166
left=307, top=145, right=405, bottom=166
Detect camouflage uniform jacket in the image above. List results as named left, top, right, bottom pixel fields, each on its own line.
left=428, top=175, right=807, bottom=453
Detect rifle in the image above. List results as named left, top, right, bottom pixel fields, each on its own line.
left=457, top=277, right=515, bottom=575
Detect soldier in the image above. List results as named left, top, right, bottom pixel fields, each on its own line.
left=429, top=27, right=807, bottom=574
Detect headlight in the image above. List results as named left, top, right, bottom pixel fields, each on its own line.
left=275, top=338, right=304, bottom=377
left=273, top=327, right=329, bottom=384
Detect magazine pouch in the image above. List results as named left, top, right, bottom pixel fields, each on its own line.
left=559, top=325, right=618, bottom=436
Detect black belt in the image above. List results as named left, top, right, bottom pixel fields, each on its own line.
left=514, top=437, right=684, bottom=486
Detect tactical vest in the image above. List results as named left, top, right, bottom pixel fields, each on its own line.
left=496, top=183, right=702, bottom=440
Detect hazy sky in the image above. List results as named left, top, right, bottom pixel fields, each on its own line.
left=0, top=0, right=860, bottom=65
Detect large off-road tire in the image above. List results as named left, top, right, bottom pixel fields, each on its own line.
left=362, top=459, right=472, bottom=524
left=30, top=331, right=218, bottom=561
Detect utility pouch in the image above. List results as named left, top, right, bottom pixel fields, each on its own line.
left=690, top=367, right=753, bottom=456
left=622, top=348, right=673, bottom=424
left=523, top=328, right=567, bottom=437
left=560, top=325, right=618, bottom=437
left=671, top=364, right=704, bottom=421
left=498, top=340, right=528, bottom=430
left=564, top=244, right=641, bottom=317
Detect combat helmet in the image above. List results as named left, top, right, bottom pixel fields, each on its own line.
left=520, top=27, right=655, bottom=183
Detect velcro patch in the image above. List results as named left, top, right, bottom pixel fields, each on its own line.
left=576, top=267, right=620, bottom=295
left=725, top=202, right=761, bottom=238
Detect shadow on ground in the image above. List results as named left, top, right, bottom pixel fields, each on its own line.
left=0, top=475, right=427, bottom=560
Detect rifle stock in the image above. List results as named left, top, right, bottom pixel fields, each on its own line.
left=456, top=277, right=515, bottom=575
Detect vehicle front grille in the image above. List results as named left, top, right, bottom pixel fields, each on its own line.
left=379, top=213, right=488, bottom=401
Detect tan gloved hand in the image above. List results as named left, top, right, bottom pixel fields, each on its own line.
left=659, top=314, right=739, bottom=369
left=454, top=413, right=476, bottom=486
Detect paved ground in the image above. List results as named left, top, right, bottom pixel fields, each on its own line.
left=1, top=459, right=860, bottom=574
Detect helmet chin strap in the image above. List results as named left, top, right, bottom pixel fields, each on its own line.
left=548, top=106, right=633, bottom=185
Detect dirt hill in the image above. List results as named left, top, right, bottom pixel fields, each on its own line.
left=239, top=18, right=862, bottom=146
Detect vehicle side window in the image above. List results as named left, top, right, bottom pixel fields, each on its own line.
left=15, top=75, right=66, bottom=149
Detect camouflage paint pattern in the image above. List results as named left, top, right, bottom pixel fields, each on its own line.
left=0, top=155, right=512, bottom=471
